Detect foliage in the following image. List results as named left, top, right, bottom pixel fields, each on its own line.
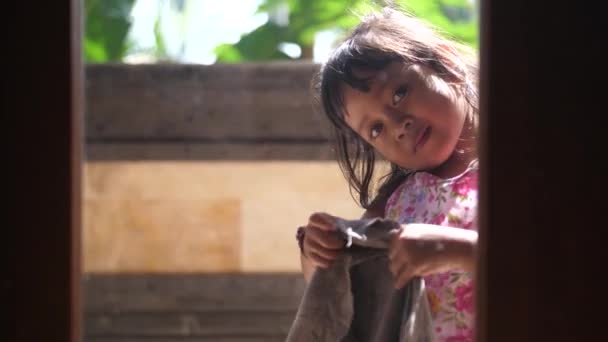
left=84, top=0, right=477, bottom=63
left=214, top=0, right=478, bottom=63
left=84, top=0, right=175, bottom=63
left=402, top=0, right=477, bottom=48
left=215, top=0, right=362, bottom=62
left=84, top=0, right=136, bottom=62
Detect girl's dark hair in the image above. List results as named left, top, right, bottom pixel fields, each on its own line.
left=313, top=7, right=479, bottom=210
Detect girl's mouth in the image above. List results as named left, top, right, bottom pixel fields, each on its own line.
left=414, top=126, right=431, bottom=153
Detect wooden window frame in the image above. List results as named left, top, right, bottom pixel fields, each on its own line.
left=7, top=0, right=603, bottom=341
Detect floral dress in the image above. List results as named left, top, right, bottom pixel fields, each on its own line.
left=385, top=164, right=478, bottom=341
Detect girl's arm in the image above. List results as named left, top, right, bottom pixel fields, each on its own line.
left=389, top=223, right=477, bottom=289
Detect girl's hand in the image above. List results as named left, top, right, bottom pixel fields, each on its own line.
left=302, top=212, right=345, bottom=269
left=388, top=224, right=477, bottom=289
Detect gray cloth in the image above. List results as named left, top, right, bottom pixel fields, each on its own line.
left=286, top=218, right=434, bottom=342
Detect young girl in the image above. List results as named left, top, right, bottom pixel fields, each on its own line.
left=297, top=7, right=479, bottom=342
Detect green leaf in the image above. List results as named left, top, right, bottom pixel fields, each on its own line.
left=214, top=44, right=244, bottom=63
left=84, top=37, right=108, bottom=62
left=84, top=0, right=136, bottom=62
left=215, top=22, right=292, bottom=63
left=153, top=12, right=169, bottom=59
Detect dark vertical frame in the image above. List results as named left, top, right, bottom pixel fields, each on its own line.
left=6, top=0, right=83, bottom=341
left=4, top=0, right=605, bottom=340
left=477, top=0, right=603, bottom=341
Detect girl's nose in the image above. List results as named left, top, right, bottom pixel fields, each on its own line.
left=395, top=116, right=414, bottom=141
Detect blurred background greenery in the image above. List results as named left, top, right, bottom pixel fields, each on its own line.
left=84, top=0, right=477, bottom=64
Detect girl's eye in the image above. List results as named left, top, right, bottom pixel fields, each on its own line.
left=370, top=123, right=383, bottom=139
left=392, top=85, right=409, bottom=105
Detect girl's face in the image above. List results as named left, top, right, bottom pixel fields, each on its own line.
left=342, top=62, right=470, bottom=175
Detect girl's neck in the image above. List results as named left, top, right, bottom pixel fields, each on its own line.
left=428, top=148, right=477, bottom=179
left=428, top=118, right=478, bottom=179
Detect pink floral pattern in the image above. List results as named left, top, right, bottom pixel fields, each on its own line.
left=454, top=282, right=474, bottom=314
left=385, top=167, right=478, bottom=342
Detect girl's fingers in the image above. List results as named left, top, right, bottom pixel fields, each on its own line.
left=388, top=249, right=409, bottom=274
left=388, top=233, right=414, bottom=288
left=388, top=243, right=399, bottom=262
left=306, top=225, right=344, bottom=250
left=389, top=257, right=404, bottom=276
left=308, top=252, right=331, bottom=269
left=388, top=235, right=406, bottom=262
left=306, top=238, right=341, bottom=261
left=394, top=264, right=415, bottom=289
left=308, top=212, right=337, bottom=231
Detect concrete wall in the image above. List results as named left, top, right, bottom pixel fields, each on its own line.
left=83, top=161, right=362, bottom=273
left=83, top=63, right=364, bottom=273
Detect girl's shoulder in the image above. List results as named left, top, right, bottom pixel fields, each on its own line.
left=385, top=160, right=479, bottom=211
